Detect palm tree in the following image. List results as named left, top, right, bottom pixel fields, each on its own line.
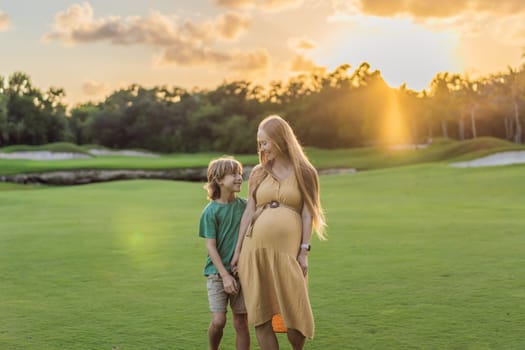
left=449, top=74, right=467, bottom=140
left=418, top=90, right=434, bottom=142
left=484, top=74, right=513, bottom=140
left=430, top=73, right=452, bottom=138
left=488, top=67, right=525, bottom=144
left=461, top=75, right=481, bottom=139
left=506, top=66, right=524, bottom=143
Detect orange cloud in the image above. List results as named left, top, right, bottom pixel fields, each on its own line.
left=290, top=54, right=320, bottom=72
left=215, top=12, right=251, bottom=40
left=43, top=2, right=260, bottom=72
left=335, top=0, right=525, bottom=18
left=158, top=44, right=230, bottom=66
left=418, top=9, right=525, bottom=46
left=359, top=0, right=463, bottom=18
left=288, top=37, right=316, bottom=51
left=229, top=49, right=270, bottom=72
left=82, top=80, right=108, bottom=95
left=43, top=3, right=251, bottom=46
left=0, top=11, right=10, bottom=32
left=215, top=0, right=253, bottom=9
left=330, top=0, right=525, bottom=45
left=158, top=46, right=269, bottom=76
left=215, top=0, right=304, bottom=11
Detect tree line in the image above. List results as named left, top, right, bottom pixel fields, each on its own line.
left=1, top=62, right=524, bottom=153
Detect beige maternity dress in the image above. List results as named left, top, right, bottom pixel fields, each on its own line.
left=238, top=172, right=314, bottom=339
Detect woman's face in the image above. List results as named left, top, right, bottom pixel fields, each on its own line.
left=257, top=128, right=277, bottom=162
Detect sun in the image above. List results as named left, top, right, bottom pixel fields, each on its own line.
left=319, top=16, right=463, bottom=91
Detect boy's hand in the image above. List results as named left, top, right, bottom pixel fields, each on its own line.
left=222, top=273, right=239, bottom=295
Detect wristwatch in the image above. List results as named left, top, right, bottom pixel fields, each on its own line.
left=300, top=243, right=311, bottom=251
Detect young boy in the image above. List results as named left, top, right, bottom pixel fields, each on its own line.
left=199, top=157, right=250, bottom=350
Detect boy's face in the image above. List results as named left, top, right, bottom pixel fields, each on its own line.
left=218, top=171, right=243, bottom=193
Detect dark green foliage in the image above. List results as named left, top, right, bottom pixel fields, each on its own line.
left=1, top=63, right=524, bottom=152
left=0, top=72, right=68, bottom=146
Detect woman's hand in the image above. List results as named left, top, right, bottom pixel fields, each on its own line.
left=230, top=251, right=240, bottom=274
left=297, top=250, right=308, bottom=276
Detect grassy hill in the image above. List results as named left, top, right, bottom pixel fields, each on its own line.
left=0, top=142, right=92, bottom=155
left=306, top=137, right=525, bottom=170
left=0, top=137, right=524, bottom=176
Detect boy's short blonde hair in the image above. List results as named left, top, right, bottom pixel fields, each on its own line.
left=205, top=157, right=243, bottom=200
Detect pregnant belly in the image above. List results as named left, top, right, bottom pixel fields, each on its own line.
left=251, top=207, right=302, bottom=253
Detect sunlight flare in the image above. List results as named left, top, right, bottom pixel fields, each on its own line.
left=321, top=16, right=462, bottom=91
left=111, top=207, right=161, bottom=263
left=380, top=89, right=410, bottom=145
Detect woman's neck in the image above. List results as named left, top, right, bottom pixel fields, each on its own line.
left=271, top=157, right=293, bottom=180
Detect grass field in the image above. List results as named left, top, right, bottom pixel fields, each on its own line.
left=1, top=163, right=524, bottom=349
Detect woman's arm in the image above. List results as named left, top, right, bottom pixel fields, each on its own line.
left=297, top=204, right=313, bottom=276
left=231, top=198, right=255, bottom=268
left=230, top=167, right=259, bottom=272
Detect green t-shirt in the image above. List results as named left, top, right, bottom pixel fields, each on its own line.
left=199, top=197, right=247, bottom=276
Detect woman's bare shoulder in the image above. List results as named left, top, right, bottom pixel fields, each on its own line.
left=250, top=164, right=264, bottom=177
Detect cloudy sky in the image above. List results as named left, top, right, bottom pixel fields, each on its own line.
left=1, top=0, right=524, bottom=106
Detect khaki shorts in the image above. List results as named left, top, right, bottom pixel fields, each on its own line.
left=207, top=274, right=247, bottom=314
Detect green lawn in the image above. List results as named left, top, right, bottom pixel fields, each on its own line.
left=1, top=164, right=524, bottom=349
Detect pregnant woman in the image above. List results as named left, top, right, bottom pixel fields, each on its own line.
left=231, top=115, right=326, bottom=350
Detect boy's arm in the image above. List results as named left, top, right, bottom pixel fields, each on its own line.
left=206, top=238, right=239, bottom=295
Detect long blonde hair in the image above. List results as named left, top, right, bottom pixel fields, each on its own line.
left=254, top=115, right=326, bottom=239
